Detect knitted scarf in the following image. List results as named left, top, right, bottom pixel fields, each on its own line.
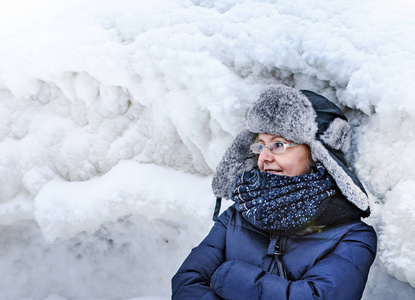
left=232, top=163, right=337, bottom=235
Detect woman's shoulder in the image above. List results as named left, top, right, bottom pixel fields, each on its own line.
left=306, top=219, right=377, bottom=247
left=216, top=205, right=267, bottom=233
left=216, top=204, right=236, bottom=221
left=327, top=219, right=376, bottom=235
left=215, top=205, right=244, bottom=227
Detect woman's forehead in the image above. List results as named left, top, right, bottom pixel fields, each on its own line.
left=257, top=133, right=287, bottom=141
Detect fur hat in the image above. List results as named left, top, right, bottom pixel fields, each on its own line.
left=212, top=85, right=369, bottom=212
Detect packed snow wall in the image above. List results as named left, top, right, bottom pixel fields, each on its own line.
left=1, top=0, right=415, bottom=299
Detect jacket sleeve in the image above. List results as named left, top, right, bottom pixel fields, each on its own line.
left=210, top=222, right=377, bottom=300
left=171, top=208, right=231, bottom=300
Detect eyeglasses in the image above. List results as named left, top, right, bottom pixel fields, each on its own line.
left=250, top=142, right=299, bottom=154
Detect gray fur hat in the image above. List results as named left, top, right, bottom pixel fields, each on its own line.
left=212, top=85, right=369, bottom=212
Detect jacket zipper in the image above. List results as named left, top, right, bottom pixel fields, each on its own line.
left=267, top=234, right=287, bottom=278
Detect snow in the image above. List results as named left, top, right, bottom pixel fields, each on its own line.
left=34, top=161, right=213, bottom=243
left=0, top=0, right=415, bottom=299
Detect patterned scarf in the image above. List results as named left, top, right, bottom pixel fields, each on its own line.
left=232, top=163, right=337, bottom=235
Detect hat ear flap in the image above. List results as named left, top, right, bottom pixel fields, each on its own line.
left=320, top=118, right=351, bottom=152
left=212, top=130, right=258, bottom=199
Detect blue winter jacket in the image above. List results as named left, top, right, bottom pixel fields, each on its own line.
left=172, top=205, right=377, bottom=300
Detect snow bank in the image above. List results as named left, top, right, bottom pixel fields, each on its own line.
left=378, top=181, right=415, bottom=285
left=34, top=161, right=213, bottom=243
left=1, top=0, right=415, bottom=298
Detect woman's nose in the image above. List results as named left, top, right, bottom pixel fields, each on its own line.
left=258, top=147, right=274, bottom=162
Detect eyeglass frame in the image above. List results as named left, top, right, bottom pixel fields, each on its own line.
left=250, top=141, right=300, bottom=155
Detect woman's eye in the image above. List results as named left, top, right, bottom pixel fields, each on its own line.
left=271, top=142, right=284, bottom=150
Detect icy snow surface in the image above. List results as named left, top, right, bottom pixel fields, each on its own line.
left=1, top=0, right=415, bottom=299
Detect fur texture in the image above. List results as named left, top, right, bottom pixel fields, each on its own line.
left=321, top=118, right=351, bottom=152
left=246, top=85, right=317, bottom=144
left=211, top=85, right=369, bottom=212
left=212, top=130, right=257, bottom=199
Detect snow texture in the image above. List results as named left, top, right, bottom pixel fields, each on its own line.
left=1, top=0, right=415, bottom=299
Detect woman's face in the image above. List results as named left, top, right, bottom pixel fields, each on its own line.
left=257, top=133, right=312, bottom=177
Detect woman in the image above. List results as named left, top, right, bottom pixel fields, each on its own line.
left=172, top=85, right=377, bottom=300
